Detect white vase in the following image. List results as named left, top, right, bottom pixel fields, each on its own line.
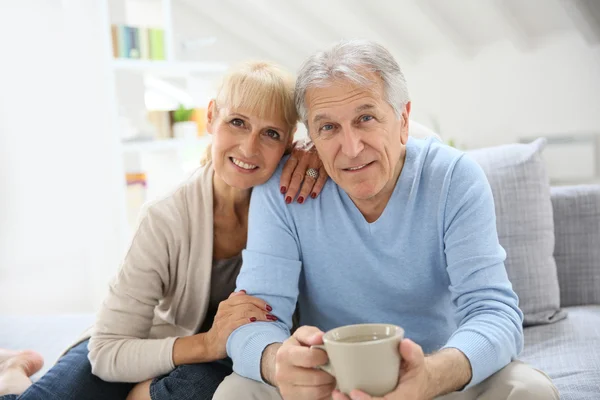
left=173, top=121, right=198, bottom=140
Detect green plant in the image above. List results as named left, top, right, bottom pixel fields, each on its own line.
left=173, top=104, right=195, bottom=123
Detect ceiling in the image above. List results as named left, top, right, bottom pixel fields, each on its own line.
left=175, top=0, right=600, bottom=70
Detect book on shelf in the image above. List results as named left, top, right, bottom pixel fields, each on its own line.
left=111, top=25, right=119, bottom=58
left=139, top=27, right=150, bottom=60
left=149, top=28, right=165, bottom=60
left=126, top=26, right=141, bottom=59
left=111, top=25, right=165, bottom=61
left=117, top=25, right=128, bottom=58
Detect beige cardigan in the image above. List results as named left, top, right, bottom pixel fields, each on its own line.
left=86, top=162, right=215, bottom=382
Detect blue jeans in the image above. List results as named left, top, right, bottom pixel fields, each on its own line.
left=0, top=340, right=233, bottom=400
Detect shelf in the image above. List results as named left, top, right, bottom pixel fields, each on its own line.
left=112, top=59, right=228, bottom=76
left=121, top=136, right=211, bottom=153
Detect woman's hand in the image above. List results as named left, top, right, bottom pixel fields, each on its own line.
left=280, top=138, right=328, bottom=204
left=204, top=290, right=276, bottom=360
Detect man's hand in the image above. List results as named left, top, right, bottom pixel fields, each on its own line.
left=332, top=339, right=432, bottom=400
left=332, top=340, right=472, bottom=400
left=274, top=326, right=337, bottom=400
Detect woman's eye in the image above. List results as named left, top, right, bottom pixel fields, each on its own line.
left=265, top=129, right=280, bottom=140
left=321, top=124, right=334, bottom=132
left=231, top=118, right=244, bottom=127
left=360, top=115, right=374, bottom=122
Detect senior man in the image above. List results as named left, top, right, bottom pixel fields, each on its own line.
left=214, top=40, right=558, bottom=400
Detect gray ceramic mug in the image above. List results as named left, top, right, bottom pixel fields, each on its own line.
left=312, top=323, right=404, bottom=396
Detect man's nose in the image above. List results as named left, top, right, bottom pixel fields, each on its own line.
left=340, top=126, right=364, bottom=159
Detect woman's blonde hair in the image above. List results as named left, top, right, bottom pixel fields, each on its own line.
left=200, top=61, right=298, bottom=165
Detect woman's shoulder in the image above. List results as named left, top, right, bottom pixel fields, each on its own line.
left=138, top=162, right=213, bottom=227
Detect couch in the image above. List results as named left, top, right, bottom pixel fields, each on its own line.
left=519, top=184, right=600, bottom=399
left=1, top=136, right=599, bottom=399
left=467, top=138, right=600, bottom=400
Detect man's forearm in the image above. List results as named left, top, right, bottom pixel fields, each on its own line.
left=261, top=343, right=283, bottom=386
left=425, top=348, right=472, bottom=397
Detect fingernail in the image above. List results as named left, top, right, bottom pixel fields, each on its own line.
left=285, top=196, right=292, bottom=204
left=280, top=186, right=286, bottom=194
left=297, top=196, right=304, bottom=204
left=249, top=317, right=257, bottom=322
left=266, top=304, right=273, bottom=312
left=239, top=289, right=246, bottom=294
left=311, top=192, right=317, bottom=199
left=266, top=314, right=278, bottom=321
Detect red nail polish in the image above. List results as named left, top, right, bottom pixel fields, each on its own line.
left=280, top=186, right=286, bottom=194
left=285, top=196, right=292, bottom=204
left=266, top=304, right=273, bottom=312
left=297, top=196, right=304, bottom=204
left=266, top=315, right=278, bottom=321
left=249, top=317, right=257, bottom=322
left=311, top=192, right=317, bottom=199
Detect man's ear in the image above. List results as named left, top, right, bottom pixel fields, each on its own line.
left=206, top=100, right=217, bottom=134
left=400, top=102, right=411, bottom=145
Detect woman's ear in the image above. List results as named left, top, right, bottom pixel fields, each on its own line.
left=206, top=100, right=217, bottom=134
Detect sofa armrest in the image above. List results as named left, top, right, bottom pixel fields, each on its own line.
left=551, top=185, right=600, bottom=307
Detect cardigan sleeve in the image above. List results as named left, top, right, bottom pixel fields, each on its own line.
left=88, top=201, right=181, bottom=382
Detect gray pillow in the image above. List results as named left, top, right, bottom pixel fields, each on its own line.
left=467, top=138, right=567, bottom=326
left=551, top=185, right=600, bottom=307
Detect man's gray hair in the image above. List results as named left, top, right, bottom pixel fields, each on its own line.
left=295, top=39, right=410, bottom=126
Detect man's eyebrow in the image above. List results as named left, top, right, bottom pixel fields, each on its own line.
left=355, top=104, right=376, bottom=113
left=312, top=104, right=377, bottom=124
left=313, top=113, right=332, bottom=124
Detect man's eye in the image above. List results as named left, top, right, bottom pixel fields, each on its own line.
left=231, top=118, right=244, bottom=127
left=265, top=129, right=280, bottom=140
left=360, top=115, right=374, bottom=122
left=321, top=124, right=334, bottom=131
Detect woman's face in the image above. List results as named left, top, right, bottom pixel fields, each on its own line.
left=207, top=101, right=293, bottom=190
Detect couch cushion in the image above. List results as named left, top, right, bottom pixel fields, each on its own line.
left=521, top=306, right=600, bottom=400
left=551, top=185, right=600, bottom=307
left=467, top=138, right=566, bottom=326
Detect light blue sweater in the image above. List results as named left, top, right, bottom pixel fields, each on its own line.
left=227, top=137, right=524, bottom=389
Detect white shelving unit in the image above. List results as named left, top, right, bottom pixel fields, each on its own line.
left=112, top=59, right=228, bottom=77
left=104, top=0, right=223, bottom=238
left=122, top=136, right=212, bottom=153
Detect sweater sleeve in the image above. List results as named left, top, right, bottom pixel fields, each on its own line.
left=441, top=155, right=524, bottom=389
left=226, top=171, right=302, bottom=383
left=88, top=202, right=179, bottom=382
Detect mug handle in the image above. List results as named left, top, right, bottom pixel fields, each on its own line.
left=311, top=344, right=335, bottom=377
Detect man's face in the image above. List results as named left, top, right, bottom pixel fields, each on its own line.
left=306, top=73, right=410, bottom=202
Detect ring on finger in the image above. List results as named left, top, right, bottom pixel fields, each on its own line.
left=306, top=168, right=319, bottom=179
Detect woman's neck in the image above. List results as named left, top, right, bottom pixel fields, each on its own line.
left=212, top=174, right=252, bottom=221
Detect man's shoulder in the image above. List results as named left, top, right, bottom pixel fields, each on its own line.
left=411, top=137, right=463, bottom=177
left=253, top=157, right=288, bottom=194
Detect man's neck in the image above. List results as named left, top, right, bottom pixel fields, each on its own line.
left=350, top=149, right=406, bottom=223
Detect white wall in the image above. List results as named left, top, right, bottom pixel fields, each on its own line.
left=406, top=32, right=600, bottom=150
left=0, top=1, right=126, bottom=314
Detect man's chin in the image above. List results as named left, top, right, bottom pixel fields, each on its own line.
left=344, top=184, right=382, bottom=202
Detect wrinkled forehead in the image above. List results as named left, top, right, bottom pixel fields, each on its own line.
left=305, top=76, right=386, bottom=119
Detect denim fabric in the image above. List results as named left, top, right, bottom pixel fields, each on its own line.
left=150, top=358, right=233, bottom=400
left=1, top=341, right=233, bottom=400
left=0, top=340, right=134, bottom=400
